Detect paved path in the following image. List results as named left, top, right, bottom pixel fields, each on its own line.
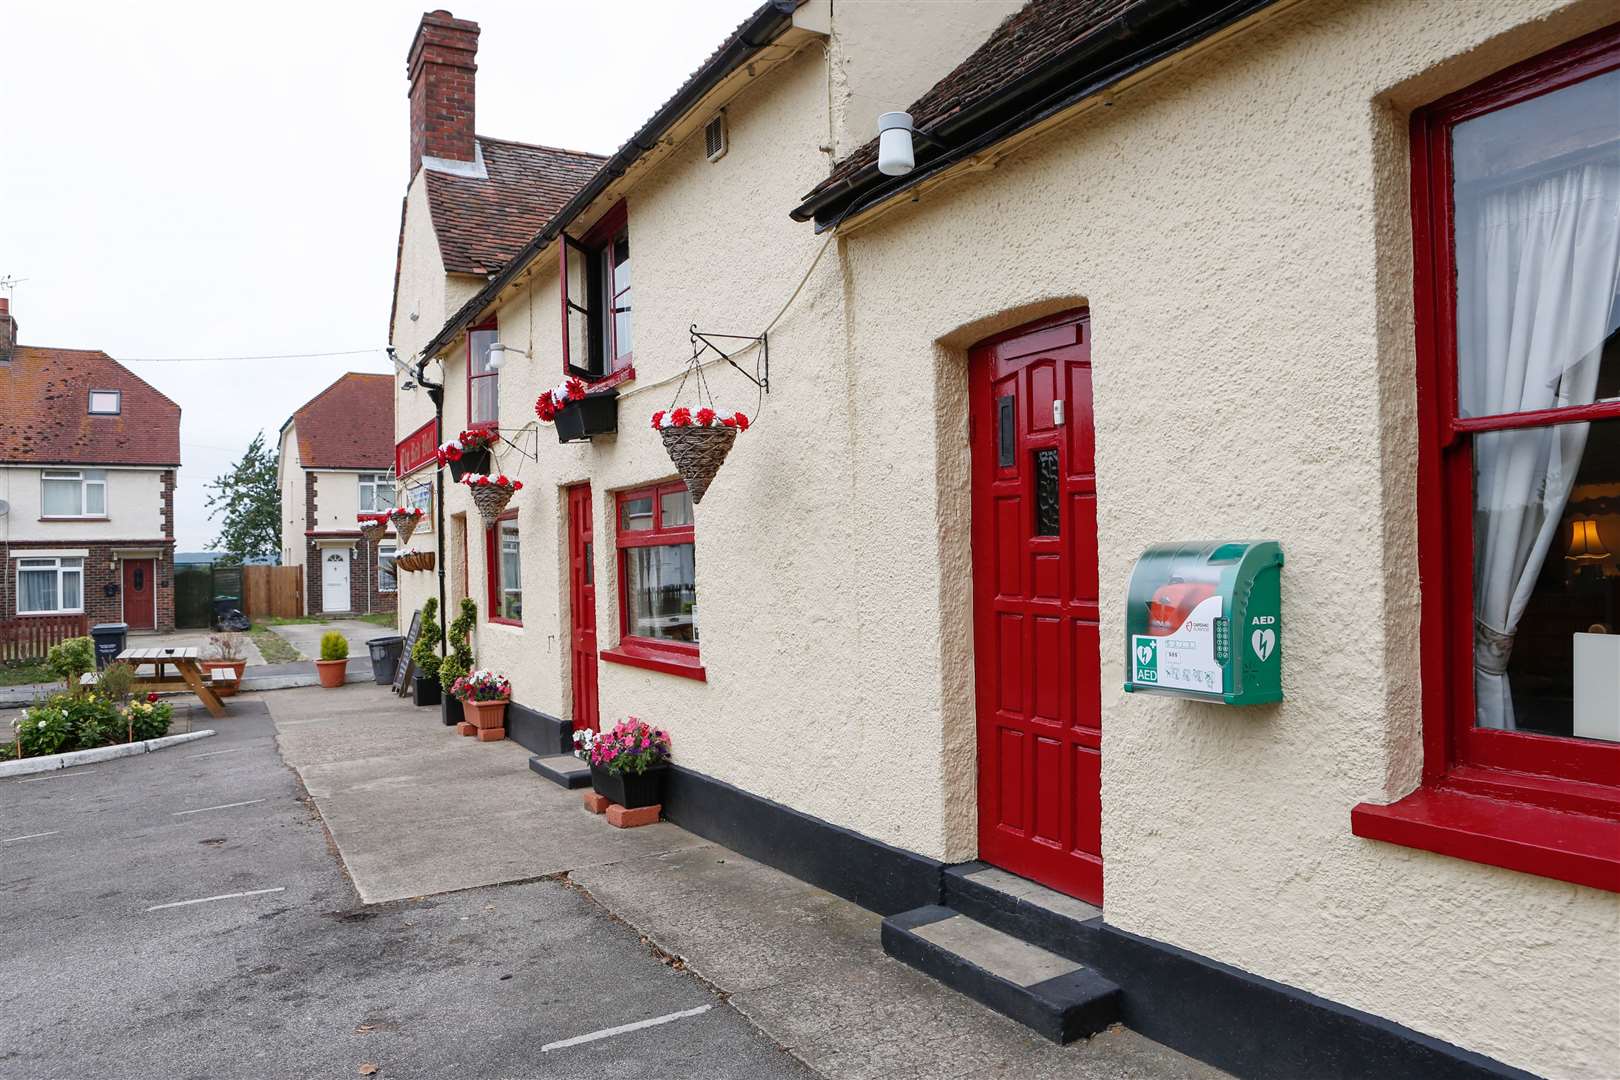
left=0, top=696, right=809, bottom=1079
left=269, top=619, right=396, bottom=662
left=270, top=684, right=1225, bottom=1080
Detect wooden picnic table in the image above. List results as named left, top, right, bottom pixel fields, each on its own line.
left=118, top=646, right=227, bottom=719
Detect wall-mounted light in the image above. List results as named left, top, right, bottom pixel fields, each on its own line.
left=486, top=342, right=532, bottom=372
left=878, top=111, right=916, bottom=176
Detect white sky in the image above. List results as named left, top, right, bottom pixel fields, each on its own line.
left=0, top=0, right=758, bottom=550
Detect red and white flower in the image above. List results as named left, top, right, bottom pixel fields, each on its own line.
left=651, top=408, right=749, bottom=431
left=534, top=378, right=590, bottom=423
left=460, top=473, right=523, bottom=491
left=435, top=428, right=496, bottom=464
left=388, top=506, right=426, bottom=520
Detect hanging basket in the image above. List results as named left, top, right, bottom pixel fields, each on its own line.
left=392, top=512, right=422, bottom=545
left=416, top=551, right=436, bottom=573
left=469, top=482, right=517, bottom=527
left=359, top=518, right=389, bottom=543
left=661, top=425, right=737, bottom=504
left=397, top=552, right=417, bottom=573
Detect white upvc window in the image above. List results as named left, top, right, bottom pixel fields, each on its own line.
left=377, top=541, right=398, bottom=593
left=88, top=390, right=122, bottom=415
left=358, top=473, right=395, bottom=513
left=41, top=470, right=107, bottom=517
left=17, top=557, right=85, bottom=614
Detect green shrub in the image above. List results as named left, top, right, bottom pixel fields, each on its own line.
left=67, top=695, right=123, bottom=749
left=412, top=598, right=441, bottom=682
left=47, top=637, right=96, bottom=687
left=441, top=598, right=477, bottom=692
left=96, top=661, right=137, bottom=704
left=319, top=632, right=349, bottom=662
left=126, top=699, right=173, bottom=741
left=14, top=702, right=72, bottom=757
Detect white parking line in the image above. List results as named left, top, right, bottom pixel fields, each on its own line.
left=540, top=1005, right=713, bottom=1052
left=1, top=830, right=61, bottom=844
left=187, top=747, right=248, bottom=759
left=11, top=769, right=96, bottom=784
left=172, top=798, right=267, bottom=816
left=145, top=887, right=286, bottom=912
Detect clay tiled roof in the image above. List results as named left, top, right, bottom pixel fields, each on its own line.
left=0, top=346, right=181, bottom=466
left=803, top=0, right=1139, bottom=199
left=426, top=137, right=606, bottom=275
left=288, top=373, right=395, bottom=470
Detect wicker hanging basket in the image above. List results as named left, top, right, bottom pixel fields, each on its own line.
left=392, top=512, right=421, bottom=545
left=359, top=518, right=389, bottom=543
left=661, top=426, right=738, bottom=504
left=397, top=552, right=417, bottom=573
left=418, top=551, right=436, bottom=572
left=469, top=483, right=517, bottom=528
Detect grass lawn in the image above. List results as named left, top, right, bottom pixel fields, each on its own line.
left=0, top=663, right=55, bottom=687
left=249, top=627, right=302, bottom=665
left=260, top=613, right=397, bottom=629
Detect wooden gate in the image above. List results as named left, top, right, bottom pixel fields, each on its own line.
left=242, top=565, right=305, bottom=620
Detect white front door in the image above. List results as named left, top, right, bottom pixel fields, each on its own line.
left=321, top=548, right=351, bottom=613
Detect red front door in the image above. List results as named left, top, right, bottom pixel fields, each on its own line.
left=567, top=484, right=600, bottom=733
left=123, top=559, right=156, bottom=631
left=969, top=312, right=1102, bottom=905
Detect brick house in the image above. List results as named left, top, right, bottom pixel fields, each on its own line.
left=277, top=372, right=400, bottom=618
left=0, top=298, right=180, bottom=632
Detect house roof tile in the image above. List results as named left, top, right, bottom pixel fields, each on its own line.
left=0, top=346, right=181, bottom=466
left=288, top=372, right=396, bottom=470
left=426, top=137, right=607, bottom=275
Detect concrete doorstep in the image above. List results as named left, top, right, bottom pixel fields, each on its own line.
left=0, top=729, right=215, bottom=778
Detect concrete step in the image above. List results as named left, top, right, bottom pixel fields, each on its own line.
left=528, top=754, right=591, bottom=789
left=943, top=861, right=1106, bottom=967
left=882, top=904, right=1120, bottom=1044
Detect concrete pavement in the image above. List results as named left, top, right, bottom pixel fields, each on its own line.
left=269, top=684, right=1226, bottom=1080
left=268, top=618, right=396, bottom=662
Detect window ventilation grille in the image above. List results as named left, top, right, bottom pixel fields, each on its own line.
left=705, top=113, right=727, bottom=162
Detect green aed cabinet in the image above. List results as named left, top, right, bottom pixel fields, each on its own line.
left=1122, top=541, right=1283, bottom=705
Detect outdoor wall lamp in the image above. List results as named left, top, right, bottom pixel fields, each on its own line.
left=877, top=112, right=948, bottom=177
left=485, top=342, right=531, bottom=371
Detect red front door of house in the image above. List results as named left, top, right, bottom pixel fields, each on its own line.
left=567, top=484, right=600, bottom=733
left=123, top=559, right=156, bottom=631
left=969, top=311, right=1102, bottom=905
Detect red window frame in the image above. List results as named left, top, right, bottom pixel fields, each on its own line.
left=1352, top=24, right=1620, bottom=893
left=600, top=480, right=704, bottom=681
left=559, top=200, right=635, bottom=390
left=466, top=318, right=499, bottom=431
left=485, top=509, right=521, bottom=626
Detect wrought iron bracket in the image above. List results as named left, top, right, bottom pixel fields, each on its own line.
left=690, top=325, right=768, bottom=394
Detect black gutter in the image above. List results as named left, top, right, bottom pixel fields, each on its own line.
left=790, top=0, right=1280, bottom=229
left=418, top=0, right=800, bottom=364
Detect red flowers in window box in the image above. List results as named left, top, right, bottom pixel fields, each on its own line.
left=534, top=378, right=590, bottom=423
left=435, top=428, right=495, bottom=464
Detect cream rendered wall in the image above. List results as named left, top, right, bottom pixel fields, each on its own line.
left=277, top=426, right=303, bottom=566
left=309, top=471, right=364, bottom=534
left=2, top=466, right=165, bottom=541
left=825, top=0, right=1026, bottom=158
left=827, top=1, right=1619, bottom=1076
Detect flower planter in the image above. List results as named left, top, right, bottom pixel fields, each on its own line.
left=447, top=447, right=491, bottom=481
left=412, top=673, right=441, bottom=707
left=359, top=518, right=390, bottom=543
left=462, top=697, right=507, bottom=742
left=315, top=659, right=347, bottom=689
left=660, top=424, right=737, bottom=504
left=441, top=694, right=463, bottom=728
left=554, top=389, right=619, bottom=444
left=202, top=660, right=246, bottom=698
left=590, top=763, right=667, bottom=810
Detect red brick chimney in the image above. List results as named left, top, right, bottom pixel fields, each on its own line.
left=0, top=298, right=15, bottom=364
left=407, top=10, right=480, bottom=179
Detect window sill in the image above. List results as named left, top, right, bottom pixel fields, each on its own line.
left=38, top=516, right=109, bottom=523
left=1352, top=784, right=1620, bottom=893
left=17, top=611, right=85, bottom=618
left=488, top=617, right=523, bottom=628
left=600, top=641, right=705, bottom=681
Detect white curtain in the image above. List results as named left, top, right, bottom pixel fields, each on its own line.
left=1459, top=159, right=1620, bottom=729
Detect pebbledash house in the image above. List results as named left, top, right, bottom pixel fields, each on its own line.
left=387, top=3, right=1619, bottom=1077
left=0, top=298, right=181, bottom=634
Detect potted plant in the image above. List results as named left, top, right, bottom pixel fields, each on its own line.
left=316, top=632, right=348, bottom=688
left=357, top=512, right=391, bottom=542
left=651, top=406, right=749, bottom=504
left=411, top=598, right=442, bottom=706
left=389, top=505, right=427, bottom=545
left=462, top=473, right=524, bottom=529
left=453, top=669, right=510, bottom=742
left=437, top=428, right=496, bottom=481
left=536, top=378, right=619, bottom=443
left=587, top=718, right=672, bottom=809
left=439, top=598, right=477, bottom=728
left=203, top=632, right=248, bottom=697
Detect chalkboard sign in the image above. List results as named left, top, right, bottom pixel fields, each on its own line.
left=393, top=610, right=422, bottom=695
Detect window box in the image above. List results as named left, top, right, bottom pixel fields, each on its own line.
left=1354, top=25, right=1620, bottom=891
left=553, top=388, right=620, bottom=444
left=589, top=762, right=667, bottom=810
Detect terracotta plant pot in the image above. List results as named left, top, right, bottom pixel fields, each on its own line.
left=203, top=660, right=246, bottom=698
left=315, top=659, right=347, bottom=689
left=462, top=697, right=507, bottom=742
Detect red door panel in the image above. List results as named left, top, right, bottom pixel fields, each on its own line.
left=567, top=485, right=600, bottom=732
left=123, top=559, right=155, bottom=630
left=970, top=311, right=1102, bottom=905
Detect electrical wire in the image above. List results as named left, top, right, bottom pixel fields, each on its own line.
left=118, top=347, right=389, bottom=363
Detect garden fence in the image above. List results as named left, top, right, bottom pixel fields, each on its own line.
left=0, top=614, right=89, bottom=664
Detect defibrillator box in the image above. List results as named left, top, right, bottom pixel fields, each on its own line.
left=1122, top=541, right=1283, bottom=705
